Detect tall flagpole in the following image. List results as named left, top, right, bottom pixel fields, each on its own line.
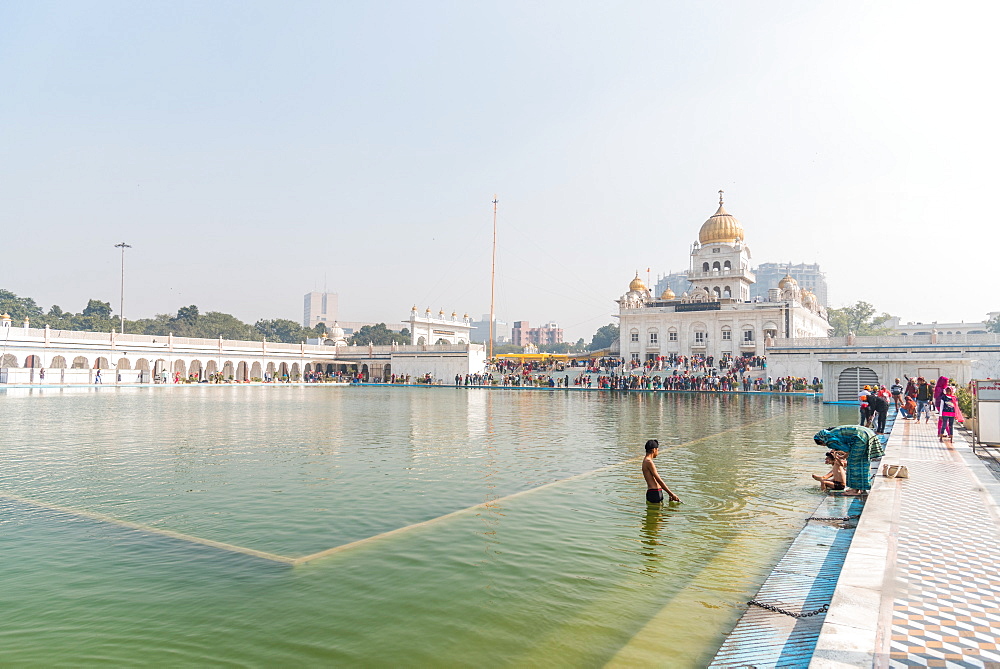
left=489, top=196, right=498, bottom=359
left=114, top=242, right=132, bottom=333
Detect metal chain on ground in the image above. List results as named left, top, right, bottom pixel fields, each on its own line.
left=747, top=600, right=829, bottom=618
left=806, top=516, right=852, bottom=521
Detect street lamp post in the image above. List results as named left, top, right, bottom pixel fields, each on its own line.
left=114, top=242, right=131, bottom=333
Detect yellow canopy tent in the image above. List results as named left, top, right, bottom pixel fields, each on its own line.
left=495, top=353, right=568, bottom=361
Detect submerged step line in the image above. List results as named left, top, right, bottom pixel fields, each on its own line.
left=0, top=491, right=297, bottom=565
left=292, top=412, right=787, bottom=566
left=515, top=524, right=766, bottom=667
left=2, top=412, right=787, bottom=567
left=605, top=526, right=768, bottom=668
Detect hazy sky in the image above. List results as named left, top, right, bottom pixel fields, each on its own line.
left=2, top=1, right=995, bottom=340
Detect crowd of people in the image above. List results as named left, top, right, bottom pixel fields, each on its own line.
left=440, top=354, right=824, bottom=394
left=870, top=374, right=964, bottom=441
left=482, top=353, right=768, bottom=378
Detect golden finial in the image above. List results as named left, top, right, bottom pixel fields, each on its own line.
left=718, top=189, right=724, bottom=206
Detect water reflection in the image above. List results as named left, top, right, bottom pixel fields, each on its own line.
left=639, top=505, right=668, bottom=575
left=477, top=391, right=502, bottom=601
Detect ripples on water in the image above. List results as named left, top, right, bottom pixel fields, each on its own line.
left=0, top=386, right=855, bottom=666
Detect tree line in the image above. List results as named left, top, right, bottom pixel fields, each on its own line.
left=1, top=287, right=618, bottom=350
left=7, top=288, right=948, bottom=350
left=0, top=288, right=407, bottom=345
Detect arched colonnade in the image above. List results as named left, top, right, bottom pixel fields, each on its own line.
left=0, top=350, right=380, bottom=383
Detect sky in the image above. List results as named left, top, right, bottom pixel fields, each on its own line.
left=1, top=1, right=996, bottom=341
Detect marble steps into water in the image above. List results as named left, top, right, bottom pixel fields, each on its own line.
left=708, top=494, right=864, bottom=668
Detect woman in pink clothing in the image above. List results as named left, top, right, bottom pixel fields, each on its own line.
left=933, top=376, right=950, bottom=434
left=938, top=385, right=960, bottom=441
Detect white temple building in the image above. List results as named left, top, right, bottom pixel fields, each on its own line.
left=407, top=307, right=473, bottom=346
left=616, top=193, right=830, bottom=363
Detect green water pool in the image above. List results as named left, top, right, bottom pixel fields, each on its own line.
left=0, top=385, right=855, bottom=666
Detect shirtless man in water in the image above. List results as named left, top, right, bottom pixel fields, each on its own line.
left=642, top=439, right=681, bottom=504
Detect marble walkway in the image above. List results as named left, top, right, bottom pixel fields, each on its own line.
left=811, top=416, right=1000, bottom=668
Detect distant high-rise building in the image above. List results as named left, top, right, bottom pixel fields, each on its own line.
left=303, top=291, right=338, bottom=328
left=469, top=314, right=510, bottom=344
left=512, top=321, right=531, bottom=347
left=653, top=271, right=691, bottom=301
left=751, top=263, right=828, bottom=305
left=512, top=321, right=564, bottom=347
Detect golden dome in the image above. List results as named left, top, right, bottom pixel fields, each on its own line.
left=698, top=193, right=744, bottom=244
left=660, top=287, right=676, bottom=299
left=0, top=312, right=10, bottom=321
left=629, top=272, right=647, bottom=292
left=778, top=274, right=797, bottom=289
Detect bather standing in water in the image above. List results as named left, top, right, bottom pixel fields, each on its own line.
left=642, top=439, right=681, bottom=504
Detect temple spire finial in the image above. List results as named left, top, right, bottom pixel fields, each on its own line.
left=718, top=189, right=724, bottom=206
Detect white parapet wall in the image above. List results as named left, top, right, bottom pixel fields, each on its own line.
left=0, top=324, right=487, bottom=384
left=0, top=368, right=108, bottom=384
left=389, top=346, right=487, bottom=381
left=766, top=333, right=1000, bottom=402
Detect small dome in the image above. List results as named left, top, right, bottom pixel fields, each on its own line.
left=698, top=194, right=745, bottom=244
left=463, top=313, right=469, bottom=319
left=0, top=312, right=10, bottom=321
left=439, top=309, right=445, bottom=315
left=660, top=287, right=676, bottom=299
left=629, top=272, right=647, bottom=292
left=778, top=274, right=797, bottom=289
left=329, top=321, right=346, bottom=339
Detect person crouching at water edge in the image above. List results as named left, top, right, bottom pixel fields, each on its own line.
left=812, top=450, right=847, bottom=491
left=642, top=439, right=681, bottom=504
left=813, top=425, right=884, bottom=496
